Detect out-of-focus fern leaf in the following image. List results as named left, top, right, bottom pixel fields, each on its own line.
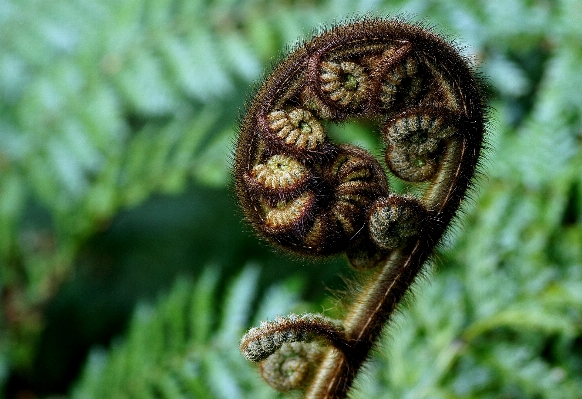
left=71, top=264, right=302, bottom=399
left=352, top=268, right=582, bottom=399
left=217, top=265, right=260, bottom=343
left=2, top=0, right=582, bottom=397
left=0, top=172, right=24, bottom=256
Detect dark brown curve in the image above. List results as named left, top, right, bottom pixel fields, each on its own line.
left=234, top=18, right=486, bottom=399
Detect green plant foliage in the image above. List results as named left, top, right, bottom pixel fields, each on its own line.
left=1, top=0, right=582, bottom=397
left=71, top=264, right=306, bottom=399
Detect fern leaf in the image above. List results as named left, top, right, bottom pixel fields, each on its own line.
left=71, top=265, right=299, bottom=399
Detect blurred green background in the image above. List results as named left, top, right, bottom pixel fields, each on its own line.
left=1, top=0, right=581, bottom=398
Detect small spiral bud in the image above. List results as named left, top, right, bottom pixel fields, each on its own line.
left=259, top=342, right=324, bottom=391
left=384, top=112, right=457, bottom=182
left=368, top=196, right=427, bottom=250
left=299, top=145, right=389, bottom=255
left=261, top=192, right=315, bottom=233
left=320, top=61, right=370, bottom=107
left=239, top=313, right=344, bottom=363
left=250, top=154, right=309, bottom=190
left=380, top=56, right=423, bottom=110
left=268, top=109, right=326, bottom=150
left=240, top=144, right=389, bottom=256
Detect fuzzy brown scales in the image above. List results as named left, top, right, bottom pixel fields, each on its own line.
left=234, top=18, right=486, bottom=399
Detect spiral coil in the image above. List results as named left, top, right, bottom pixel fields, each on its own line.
left=234, top=18, right=486, bottom=397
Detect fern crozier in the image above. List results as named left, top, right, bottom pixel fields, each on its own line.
left=234, top=17, right=487, bottom=399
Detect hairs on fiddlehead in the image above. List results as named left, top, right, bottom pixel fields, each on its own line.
left=234, top=17, right=487, bottom=399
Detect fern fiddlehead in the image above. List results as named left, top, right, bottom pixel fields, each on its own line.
left=234, top=18, right=486, bottom=398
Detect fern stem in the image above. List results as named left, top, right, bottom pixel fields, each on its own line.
left=235, top=18, right=486, bottom=398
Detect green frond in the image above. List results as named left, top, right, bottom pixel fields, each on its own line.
left=1, top=0, right=582, bottom=397
left=71, top=265, right=302, bottom=399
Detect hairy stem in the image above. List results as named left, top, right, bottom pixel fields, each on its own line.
left=234, top=18, right=486, bottom=399
left=306, top=119, right=482, bottom=396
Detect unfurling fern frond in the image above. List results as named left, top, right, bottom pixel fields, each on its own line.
left=234, top=18, right=487, bottom=398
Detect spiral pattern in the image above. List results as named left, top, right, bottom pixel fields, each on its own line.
left=380, top=56, right=424, bottom=111
left=384, top=111, right=457, bottom=182
left=268, top=109, right=326, bottom=150
left=368, top=195, right=427, bottom=250
left=259, top=342, right=323, bottom=391
left=236, top=19, right=487, bottom=397
left=234, top=18, right=481, bottom=262
left=240, top=313, right=344, bottom=363
left=320, top=61, right=370, bottom=107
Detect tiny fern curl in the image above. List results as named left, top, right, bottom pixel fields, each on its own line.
left=234, top=18, right=487, bottom=399
left=239, top=314, right=345, bottom=363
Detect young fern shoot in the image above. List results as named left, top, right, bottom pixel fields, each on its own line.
left=234, top=18, right=487, bottom=399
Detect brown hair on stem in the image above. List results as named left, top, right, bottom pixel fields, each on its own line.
left=234, top=17, right=487, bottom=399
